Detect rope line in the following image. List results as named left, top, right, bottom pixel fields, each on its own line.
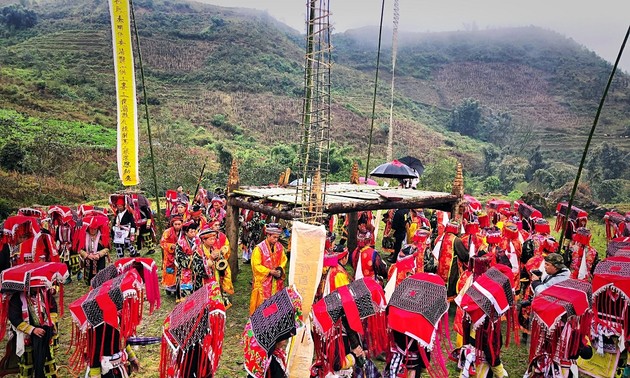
left=364, top=0, right=387, bottom=180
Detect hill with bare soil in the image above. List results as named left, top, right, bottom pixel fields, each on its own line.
left=0, top=0, right=628, bottom=210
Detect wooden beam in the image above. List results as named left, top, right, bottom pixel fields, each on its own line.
left=323, top=195, right=458, bottom=214
left=227, top=197, right=300, bottom=220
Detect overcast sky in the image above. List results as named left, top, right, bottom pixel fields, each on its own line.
left=205, top=0, right=630, bottom=72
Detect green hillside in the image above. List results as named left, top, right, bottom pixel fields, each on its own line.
left=0, top=0, right=628, bottom=212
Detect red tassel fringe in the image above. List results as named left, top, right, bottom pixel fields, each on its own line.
left=159, top=311, right=225, bottom=378
left=364, top=311, right=388, bottom=357
left=0, top=295, right=9, bottom=341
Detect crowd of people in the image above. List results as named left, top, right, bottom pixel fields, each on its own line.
left=0, top=186, right=629, bottom=378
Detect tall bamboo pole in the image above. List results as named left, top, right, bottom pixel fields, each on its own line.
left=129, top=0, right=162, bottom=227
left=558, top=26, right=629, bottom=247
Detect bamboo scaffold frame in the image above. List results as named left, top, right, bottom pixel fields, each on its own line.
left=295, top=0, right=333, bottom=225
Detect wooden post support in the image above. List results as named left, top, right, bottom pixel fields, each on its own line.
left=347, top=212, right=358, bottom=254
left=350, top=161, right=360, bottom=184
left=451, top=161, right=465, bottom=221
left=283, top=167, right=291, bottom=186
left=226, top=160, right=241, bottom=281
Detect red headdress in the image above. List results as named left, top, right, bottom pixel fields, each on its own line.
left=243, top=286, right=302, bottom=378
left=591, top=257, right=630, bottom=344
left=554, top=202, right=588, bottom=232
left=470, top=252, right=494, bottom=279
left=162, top=282, right=226, bottom=378
left=387, top=272, right=450, bottom=378
left=165, top=189, right=179, bottom=218
left=486, top=199, right=511, bottom=213
left=74, top=214, right=110, bottom=253
left=606, top=237, right=630, bottom=258
left=477, top=213, right=490, bottom=228
left=2, top=215, right=40, bottom=242
left=516, top=201, right=543, bottom=220
left=534, top=219, right=551, bottom=234
left=169, top=214, right=183, bottom=225
left=68, top=269, right=145, bottom=373
left=47, top=205, right=77, bottom=228
left=603, top=211, right=628, bottom=241
left=76, top=204, right=108, bottom=219
left=457, top=265, right=518, bottom=367
left=114, top=257, right=161, bottom=313
left=191, top=205, right=203, bottom=217
left=485, top=228, right=502, bottom=245
left=413, top=228, right=430, bottom=244
left=502, top=222, right=519, bottom=240
left=542, top=237, right=559, bottom=254
left=445, top=221, right=460, bottom=235
left=109, top=194, right=131, bottom=214
left=464, top=194, right=482, bottom=211
left=572, top=227, right=591, bottom=246
left=499, top=208, right=513, bottom=218
left=529, top=279, right=592, bottom=372
left=311, top=278, right=387, bottom=375
left=17, top=207, right=44, bottom=219
left=0, top=262, right=69, bottom=340
left=15, top=232, right=59, bottom=265
left=464, top=222, right=480, bottom=235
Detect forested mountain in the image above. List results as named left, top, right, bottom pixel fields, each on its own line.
left=0, top=0, right=628, bottom=215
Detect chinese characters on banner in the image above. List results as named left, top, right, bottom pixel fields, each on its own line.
left=109, top=0, right=139, bottom=186
left=286, top=221, right=325, bottom=377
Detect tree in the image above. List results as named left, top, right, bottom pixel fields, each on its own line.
left=482, top=176, right=501, bottom=193
left=0, top=5, right=36, bottom=30
left=482, top=110, right=512, bottom=145
left=214, top=144, right=233, bottom=174
left=547, top=163, right=577, bottom=190
left=418, top=155, right=457, bottom=192
left=327, top=144, right=353, bottom=178
left=270, top=144, right=297, bottom=167
left=587, top=142, right=629, bottom=181
left=482, top=146, right=500, bottom=176
left=525, top=146, right=546, bottom=181
left=448, top=98, right=481, bottom=137
left=530, top=169, right=554, bottom=192
left=594, top=179, right=630, bottom=204
left=0, top=140, right=25, bottom=171
left=497, top=156, right=529, bottom=193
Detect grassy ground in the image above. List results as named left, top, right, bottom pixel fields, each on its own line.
left=1, top=217, right=610, bottom=377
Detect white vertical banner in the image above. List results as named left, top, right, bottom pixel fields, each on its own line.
left=286, top=221, right=325, bottom=378
left=109, top=0, right=139, bottom=186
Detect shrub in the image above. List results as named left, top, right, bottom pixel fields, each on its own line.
left=0, top=140, right=25, bottom=171
left=594, top=179, right=630, bottom=204
left=482, top=175, right=501, bottom=193
left=0, top=5, right=37, bottom=30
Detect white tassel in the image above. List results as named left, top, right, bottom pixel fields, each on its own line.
left=578, top=246, right=588, bottom=280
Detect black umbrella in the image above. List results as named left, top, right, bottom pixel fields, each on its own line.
left=397, top=156, right=424, bottom=176
left=369, top=160, right=418, bottom=179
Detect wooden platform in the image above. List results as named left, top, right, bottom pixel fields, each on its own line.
left=230, top=183, right=459, bottom=218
